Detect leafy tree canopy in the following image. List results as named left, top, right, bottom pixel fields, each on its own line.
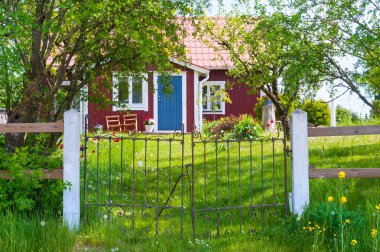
left=0, top=0, right=206, bottom=123
left=0, top=0, right=206, bottom=149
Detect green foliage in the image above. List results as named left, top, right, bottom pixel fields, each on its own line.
left=302, top=100, right=331, bottom=126
left=336, top=105, right=361, bottom=125
left=254, top=95, right=299, bottom=122
left=233, top=115, right=263, bottom=140
left=203, top=115, right=240, bottom=138
left=203, top=114, right=263, bottom=140
left=200, top=10, right=325, bottom=119
left=292, top=0, right=380, bottom=115
left=0, top=135, right=63, bottom=213
left=0, top=0, right=206, bottom=128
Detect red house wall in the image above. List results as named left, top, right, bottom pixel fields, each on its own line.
left=87, top=65, right=195, bottom=132
left=186, top=69, right=194, bottom=131
left=88, top=73, right=154, bottom=132
left=203, top=70, right=259, bottom=122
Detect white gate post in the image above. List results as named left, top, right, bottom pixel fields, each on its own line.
left=63, top=110, right=81, bottom=229
left=290, top=109, right=309, bottom=215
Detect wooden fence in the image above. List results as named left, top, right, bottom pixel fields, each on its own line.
left=0, top=110, right=80, bottom=229
left=290, top=110, right=380, bottom=215
left=308, top=125, right=380, bottom=179
left=0, top=121, right=64, bottom=179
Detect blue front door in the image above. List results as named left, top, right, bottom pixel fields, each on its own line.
left=158, top=76, right=182, bottom=130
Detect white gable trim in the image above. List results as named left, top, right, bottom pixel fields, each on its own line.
left=170, top=58, right=209, bottom=75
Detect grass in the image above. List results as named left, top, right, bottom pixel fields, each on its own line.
left=83, top=132, right=288, bottom=238
left=1, top=129, right=379, bottom=251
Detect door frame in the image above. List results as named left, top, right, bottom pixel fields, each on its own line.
left=153, top=72, right=187, bottom=132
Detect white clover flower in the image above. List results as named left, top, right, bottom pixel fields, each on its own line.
left=40, top=221, right=46, bottom=226
left=103, top=214, right=108, bottom=219
left=331, top=211, right=335, bottom=216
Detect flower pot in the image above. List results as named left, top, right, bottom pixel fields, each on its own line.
left=145, top=124, right=154, bottom=132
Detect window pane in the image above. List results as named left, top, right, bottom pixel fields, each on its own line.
left=118, top=75, right=129, bottom=104
left=132, top=77, right=143, bottom=104
left=202, top=86, right=208, bottom=110
left=210, top=85, right=221, bottom=111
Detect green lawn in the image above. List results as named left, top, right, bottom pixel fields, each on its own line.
left=0, top=132, right=379, bottom=251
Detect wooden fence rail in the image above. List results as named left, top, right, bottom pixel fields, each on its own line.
left=308, top=125, right=380, bottom=179
left=291, top=109, right=380, bottom=215
left=308, top=125, right=380, bottom=137
left=0, top=121, right=63, bottom=133
left=0, top=121, right=64, bottom=179
left=0, top=110, right=80, bottom=229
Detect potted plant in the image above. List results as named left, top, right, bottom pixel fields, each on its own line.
left=144, top=117, right=155, bottom=132
left=94, top=124, right=103, bottom=135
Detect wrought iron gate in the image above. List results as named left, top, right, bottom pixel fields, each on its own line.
left=82, top=117, right=288, bottom=238
left=189, top=126, right=288, bottom=239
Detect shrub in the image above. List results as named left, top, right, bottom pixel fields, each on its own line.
left=0, top=134, right=64, bottom=213
left=233, top=115, right=263, bottom=140
left=302, top=100, right=331, bottom=126
left=336, top=105, right=361, bottom=125
left=203, top=115, right=263, bottom=140
left=336, top=105, right=353, bottom=124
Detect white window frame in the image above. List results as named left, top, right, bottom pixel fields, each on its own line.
left=202, top=81, right=226, bottom=114
left=112, top=72, right=148, bottom=111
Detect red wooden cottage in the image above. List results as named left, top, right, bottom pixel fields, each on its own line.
left=87, top=19, right=259, bottom=132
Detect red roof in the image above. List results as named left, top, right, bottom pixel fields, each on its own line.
left=182, top=17, right=233, bottom=70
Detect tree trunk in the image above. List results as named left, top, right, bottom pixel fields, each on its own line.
left=6, top=79, right=41, bottom=152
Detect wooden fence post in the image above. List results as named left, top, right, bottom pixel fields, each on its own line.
left=291, top=109, right=309, bottom=215
left=63, top=110, right=81, bottom=229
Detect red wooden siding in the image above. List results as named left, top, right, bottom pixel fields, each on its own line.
left=186, top=69, right=194, bottom=131
left=88, top=65, right=196, bottom=132
left=88, top=73, right=154, bottom=132
left=203, top=70, right=259, bottom=122
left=87, top=67, right=258, bottom=132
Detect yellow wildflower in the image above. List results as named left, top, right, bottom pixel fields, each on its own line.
left=372, top=229, right=377, bottom=238
left=351, top=240, right=358, bottom=246
left=338, top=171, right=345, bottom=179
left=376, top=204, right=380, bottom=210
left=341, top=196, right=347, bottom=204
left=327, top=196, right=334, bottom=202
left=345, top=219, right=350, bottom=224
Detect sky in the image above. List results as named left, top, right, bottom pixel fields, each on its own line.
left=207, top=0, right=372, bottom=116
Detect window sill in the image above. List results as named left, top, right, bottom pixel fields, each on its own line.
left=203, top=111, right=225, bottom=115
left=113, top=105, right=147, bottom=111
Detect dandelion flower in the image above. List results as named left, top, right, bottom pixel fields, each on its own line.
left=103, top=214, right=108, bottom=219
left=376, top=204, right=380, bottom=210
left=372, top=229, right=377, bottom=238
left=327, top=196, right=334, bottom=202
left=341, top=196, right=347, bottom=204
left=350, top=240, right=357, bottom=246
left=345, top=219, right=350, bottom=224
left=338, top=171, right=345, bottom=179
